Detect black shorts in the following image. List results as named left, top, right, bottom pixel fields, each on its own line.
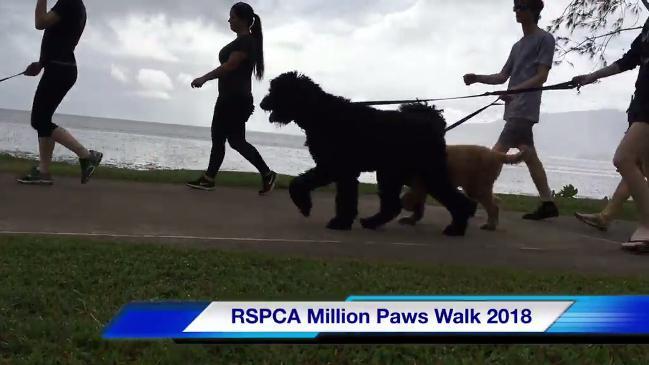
left=496, top=118, right=536, bottom=149
left=628, top=94, right=649, bottom=124
left=31, top=63, right=78, bottom=138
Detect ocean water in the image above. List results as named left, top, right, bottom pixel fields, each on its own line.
left=0, top=109, right=621, bottom=199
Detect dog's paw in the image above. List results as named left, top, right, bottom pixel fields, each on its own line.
left=360, top=217, right=383, bottom=230
left=480, top=223, right=497, bottom=231
left=443, top=222, right=468, bottom=237
left=289, top=182, right=312, bottom=217
left=398, top=217, right=417, bottom=226
left=326, top=218, right=353, bottom=231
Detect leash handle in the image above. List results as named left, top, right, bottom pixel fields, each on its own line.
left=0, top=72, right=25, bottom=83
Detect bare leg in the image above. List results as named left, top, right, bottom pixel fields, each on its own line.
left=38, top=137, right=55, bottom=174
left=522, top=145, right=553, bottom=202
left=614, top=122, right=649, bottom=242
left=601, top=181, right=630, bottom=223
left=52, top=127, right=89, bottom=159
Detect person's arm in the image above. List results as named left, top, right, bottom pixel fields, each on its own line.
left=573, top=35, right=641, bottom=86
left=465, top=73, right=510, bottom=85
left=496, top=64, right=549, bottom=102
left=35, top=0, right=61, bottom=30
left=572, top=64, right=622, bottom=86
left=464, top=48, right=513, bottom=86
left=510, top=64, right=550, bottom=90
left=26, top=0, right=59, bottom=76
left=191, top=51, right=247, bottom=88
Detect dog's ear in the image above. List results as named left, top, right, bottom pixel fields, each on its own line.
left=295, top=74, right=322, bottom=104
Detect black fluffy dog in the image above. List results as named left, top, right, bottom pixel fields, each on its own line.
left=260, top=72, right=476, bottom=235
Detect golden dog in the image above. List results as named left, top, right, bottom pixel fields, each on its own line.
left=400, top=145, right=526, bottom=231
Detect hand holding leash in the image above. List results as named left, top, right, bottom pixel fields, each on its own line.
left=572, top=74, right=599, bottom=91
left=23, top=62, right=43, bottom=77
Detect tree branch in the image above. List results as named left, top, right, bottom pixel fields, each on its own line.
left=569, top=26, right=643, bottom=49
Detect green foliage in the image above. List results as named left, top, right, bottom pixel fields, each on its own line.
left=548, top=0, right=647, bottom=66
left=553, top=184, right=579, bottom=199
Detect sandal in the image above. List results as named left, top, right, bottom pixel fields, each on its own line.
left=621, top=239, right=649, bottom=253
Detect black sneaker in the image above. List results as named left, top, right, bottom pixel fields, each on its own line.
left=16, top=166, right=53, bottom=186
left=259, top=171, right=278, bottom=195
left=80, top=150, right=103, bottom=184
left=186, top=174, right=216, bottom=191
left=523, top=202, right=559, bottom=221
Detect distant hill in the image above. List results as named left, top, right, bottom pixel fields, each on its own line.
left=0, top=108, right=307, bottom=150
left=446, top=109, right=627, bottom=161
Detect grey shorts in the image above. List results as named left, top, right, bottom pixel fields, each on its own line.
left=496, top=118, right=536, bottom=149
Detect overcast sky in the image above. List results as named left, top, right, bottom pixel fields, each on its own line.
left=0, top=0, right=645, bottom=134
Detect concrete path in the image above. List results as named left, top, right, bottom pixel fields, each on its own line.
left=1, top=173, right=645, bottom=276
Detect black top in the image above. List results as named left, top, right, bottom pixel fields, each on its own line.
left=39, top=0, right=86, bottom=65
left=218, top=35, right=255, bottom=96
left=615, top=20, right=649, bottom=101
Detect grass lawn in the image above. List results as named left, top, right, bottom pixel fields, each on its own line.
left=0, top=153, right=637, bottom=221
left=2, top=236, right=649, bottom=364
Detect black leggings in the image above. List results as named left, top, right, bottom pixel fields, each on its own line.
left=207, top=94, right=270, bottom=178
left=31, top=64, right=77, bottom=138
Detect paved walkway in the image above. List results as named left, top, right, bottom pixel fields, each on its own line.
left=1, top=173, right=645, bottom=275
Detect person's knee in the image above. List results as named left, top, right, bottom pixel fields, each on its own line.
left=520, top=145, right=540, bottom=164
left=30, top=118, right=56, bottom=138
left=227, top=138, right=248, bottom=151
left=211, top=128, right=224, bottom=142
left=613, top=153, right=637, bottom=172
left=30, top=119, right=40, bottom=132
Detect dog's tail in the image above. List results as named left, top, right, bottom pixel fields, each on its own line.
left=495, top=147, right=528, bottom=165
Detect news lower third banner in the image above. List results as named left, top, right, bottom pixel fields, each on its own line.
left=102, top=296, right=649, bottom=343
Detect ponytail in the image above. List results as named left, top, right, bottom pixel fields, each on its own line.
left=250, top=14, right=265, bottom=80
left=232, top=2, right=265, bottom=81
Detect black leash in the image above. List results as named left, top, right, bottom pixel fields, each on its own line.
left=354, top=81, right=578, bottom=106
left=0, top=72, right=24, bottom=83
left=445, top=98, right=503, bottom=133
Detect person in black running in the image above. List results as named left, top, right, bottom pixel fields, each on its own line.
left=187, top=2, right=277, bottom=195
left=18, top=0, right=102, bottom=186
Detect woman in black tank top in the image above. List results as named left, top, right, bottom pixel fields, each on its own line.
left=186, top=2, right=277, bottom=195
